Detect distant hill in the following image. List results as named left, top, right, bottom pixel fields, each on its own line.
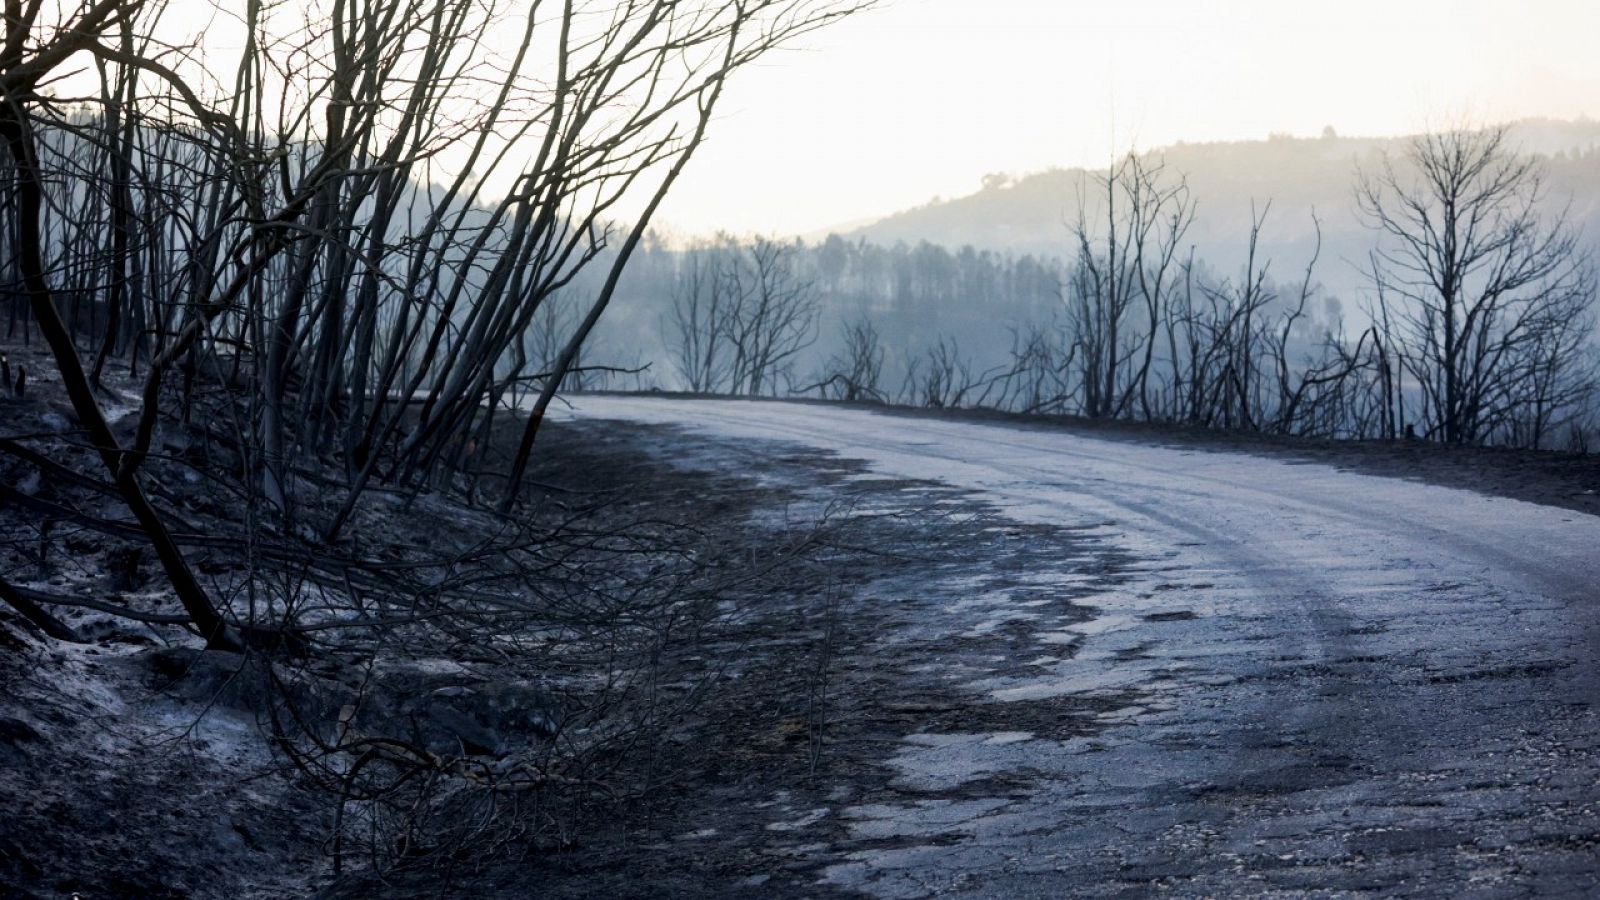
left=842, top=119, right=1600, bottom=308
left=586, top=120, right=1600, bottom=393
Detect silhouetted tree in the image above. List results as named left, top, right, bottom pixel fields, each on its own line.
left=1360, top=126, right=1596, bottom=444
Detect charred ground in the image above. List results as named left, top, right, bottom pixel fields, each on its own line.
left=5, top=364, right=1600, bottom=898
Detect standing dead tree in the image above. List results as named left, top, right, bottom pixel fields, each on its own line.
left=1359, top=125, right=1597, bottom=445
left=0, top=0, right=254, bottom=649
left=904, top=337, right=999, bottom=409
left=668, top=242, right=737, bottom=393
left=992, top=322, right=1078, bottom=415
left=801, top=316, right=886, bottom=402
left=1066, top=153, right=1194, bottom=419
left=724, top=238, right=820, bottom=395
left=665, top=235, right=819, bottom=396
left=1, top=0, right=874, bottom=639
left=1193, top=203, right=1280, bottom=430
left=1259, top=214, right=1383, bottom=438
left=2, top=0, right=879, bottom=879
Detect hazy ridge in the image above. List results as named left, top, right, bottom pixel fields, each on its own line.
left=839, top=119, right=1600, bottom=305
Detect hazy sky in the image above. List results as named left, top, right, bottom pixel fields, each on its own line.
left=656, top=0, right=1600, bottom=238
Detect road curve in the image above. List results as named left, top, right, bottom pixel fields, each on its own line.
left=559, top=395, right=1600, bottom=897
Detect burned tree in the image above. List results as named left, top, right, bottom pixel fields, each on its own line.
left=0, top=0, right=872, bottom=636
left=0, top=0, right=877, bottom=883
left=1066, top=153, right=1194, bottom=419
left=724, top=238, right=820, bottom=395
left=1360, top=126, right=1596, bottom=445
left=668, top=242, right=738, bottom=393
left=803, top=316, right=886, bottom=402
left=666, top=236, right=819, bottom=396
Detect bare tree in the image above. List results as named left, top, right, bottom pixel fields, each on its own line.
left=909, top=337, right=998, bottom=409
left=665, top=236, right=819, bottom=396
left=1066, top=153, right=1194, bottom=419
left=992, top=322, right=1078, bottom=415
left=724, top=237, right=820, bottom=396
left=2, top=0, right=874, bottom=638
left=802, top=316, right=885, bottom=402
left=1360, top=125, right=1596, bottom=445
left=668, top=242, right=737, bottom=392
left=1196, top=203, right=1279, bottom=430
left=2, top=0, right=877, bottom=879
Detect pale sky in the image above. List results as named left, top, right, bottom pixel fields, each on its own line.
left=655, top=0, right=1600, bottom=237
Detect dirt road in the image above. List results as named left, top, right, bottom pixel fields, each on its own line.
left=557, top=395, right=1600, bottom=898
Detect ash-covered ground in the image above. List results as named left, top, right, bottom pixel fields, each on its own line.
left=4, top=382, right=1600, bottom=898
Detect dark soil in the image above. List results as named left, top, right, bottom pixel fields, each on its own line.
left=317, top=412, right=1148, bottom=898
left=1, top=341, right=1112, bottom=898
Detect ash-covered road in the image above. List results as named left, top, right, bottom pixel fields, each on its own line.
left=559, top=396, right=1600, bottom=897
